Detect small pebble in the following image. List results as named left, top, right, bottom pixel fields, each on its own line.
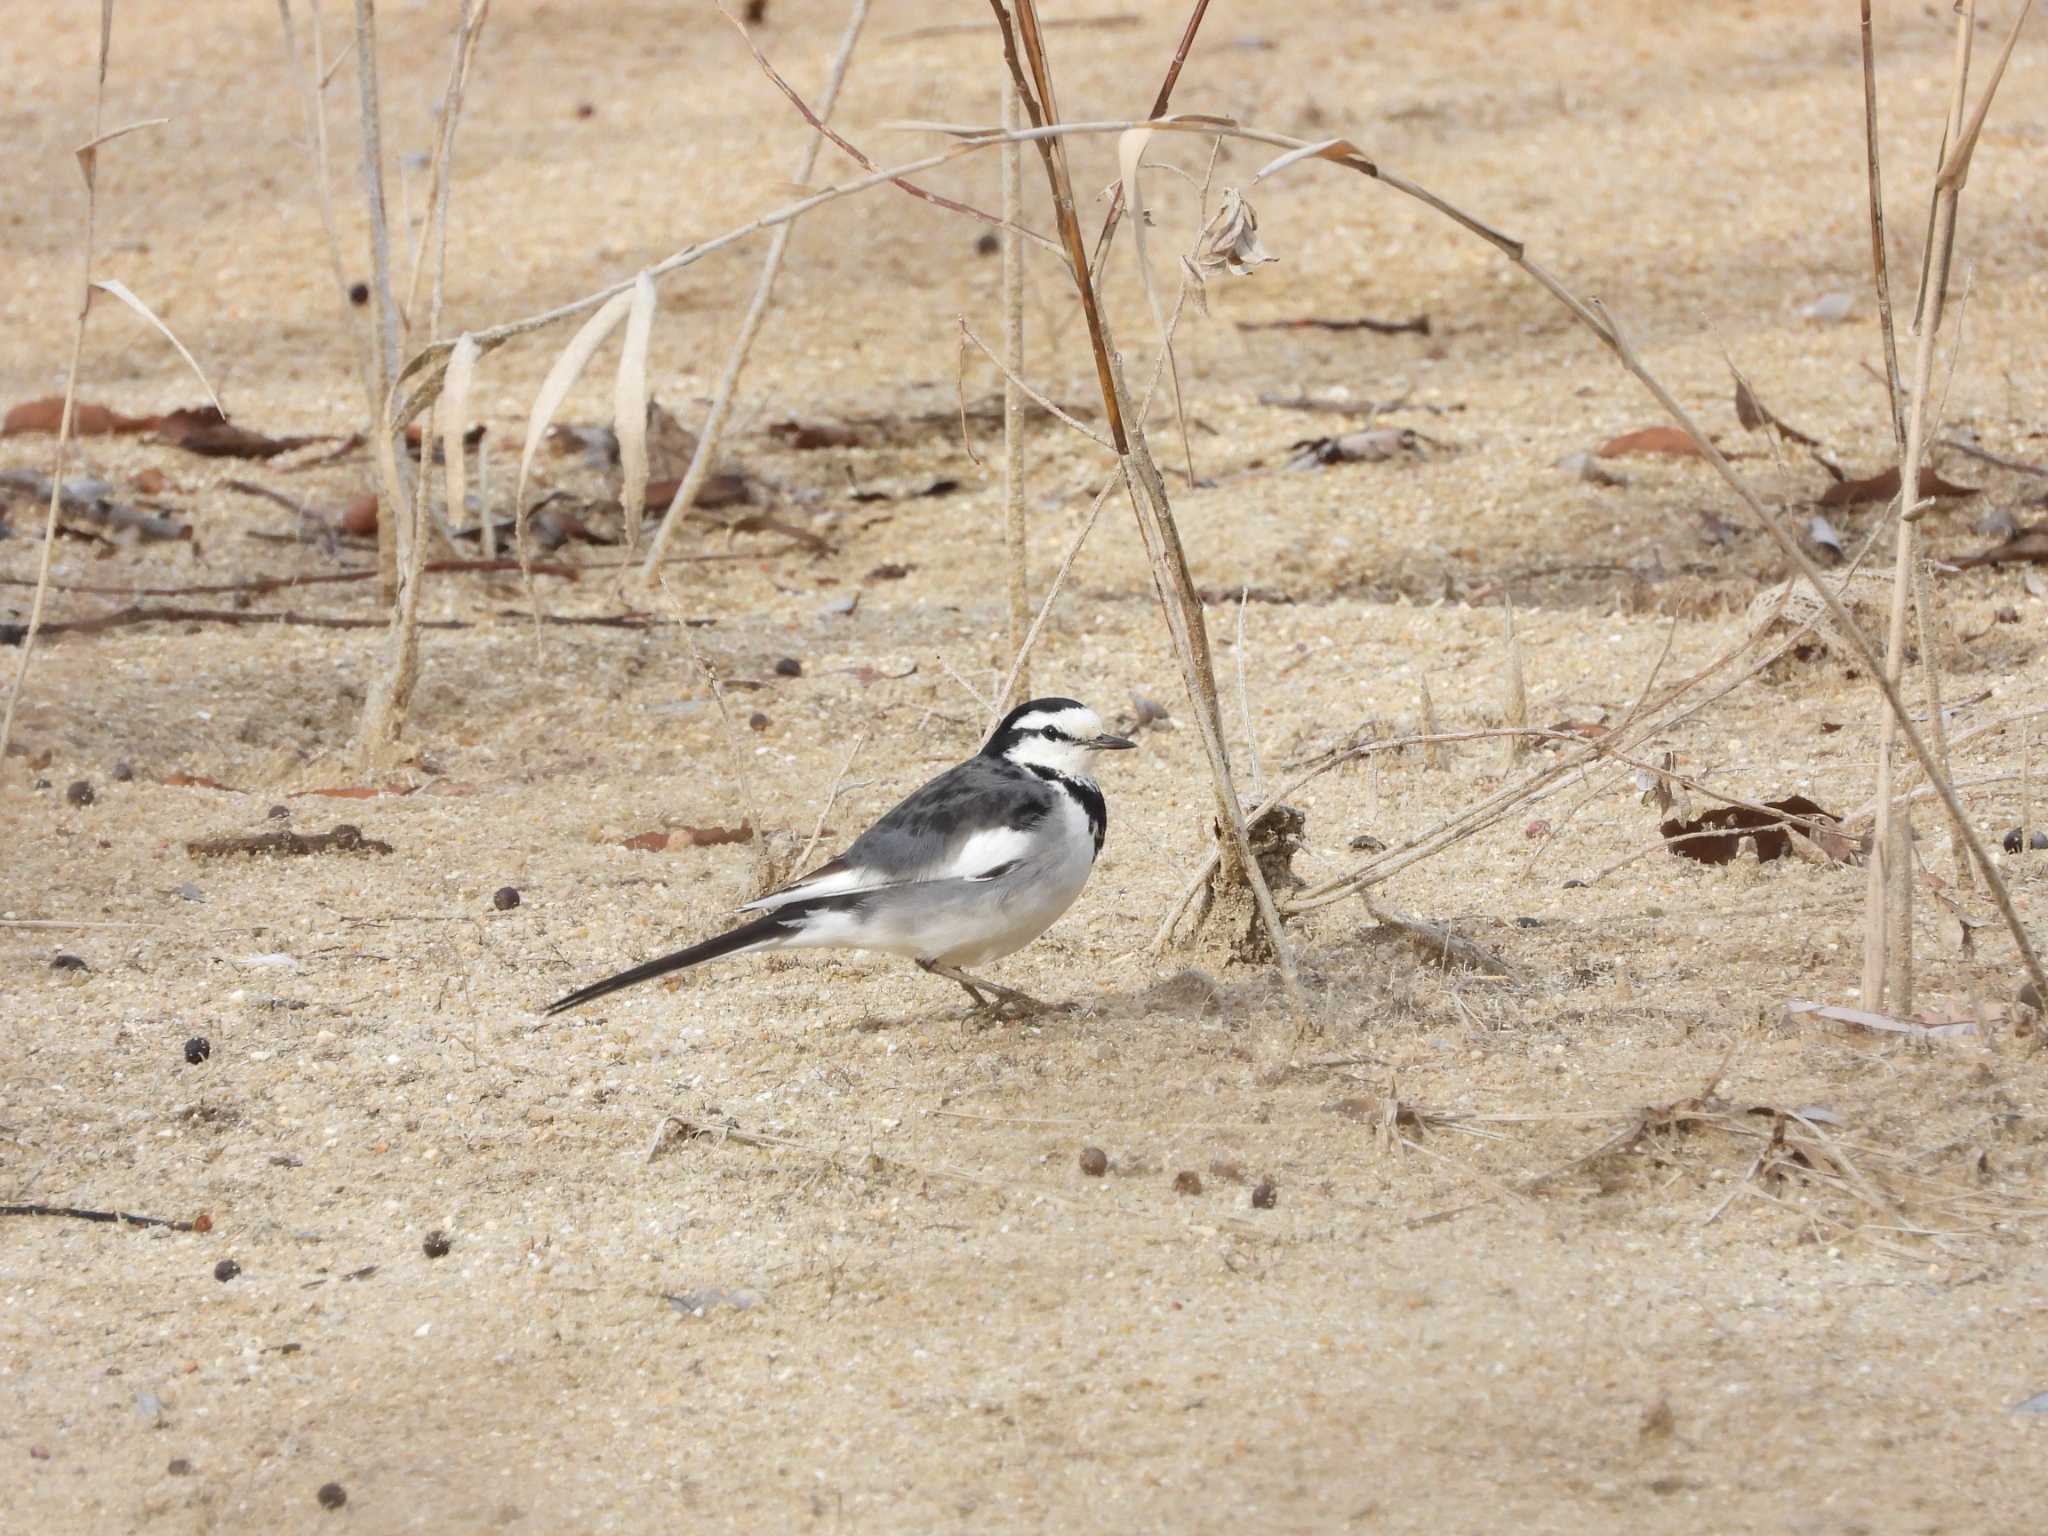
left=65, top=780, right=95, bottom=806
left=773, top=656, right=802, bottom=677
left=135, top=1391, right=164, bottom=1425
left=492, top=886, right=521, bottom=911
left=974, top=230, right=1000, bottom=256
left=422, top=1230, right=452, bottom=1259
left=1251, top=1179, right=1278, bottom=1209
left=748, top=712, right=770, bottom=731
left=2001, top=827, right=2047, bottom=854
left=184, top=1037, right=211, bottom=1065
left=213, top=1259, right=240, bottom=1283
left=112, top=761, right=135, bottom=782
left=317, top=1481, right=348, bottom=1510
left=1078, top=1146, right=1108, bottom=1178
left=574, top=101, right=595, bottom=119
left=267, top=804, right=290, bottom=821
left=50, top=953, right=87, bottom=972
left=348, top=282, right=369, bottom=306
left=1172, top=1170, right=1203, bottom=1196
left=166, top=1458, right=193, bottom=1477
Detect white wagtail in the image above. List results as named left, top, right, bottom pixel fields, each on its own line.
left=546, top=697, right=1135, bottom=1016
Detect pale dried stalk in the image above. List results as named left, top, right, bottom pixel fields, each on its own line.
left=1857, top=0, right=1904, bottom=446
left=1913, top=552, right=1969, bottom=891
left=1, top=1, right=116, bottom=768
left=1866, top=1, right=1975, bottom=1011
left=1419, top=673, right=1444, bottom=771
left=638, top=0, right=871, bottom=576
left=1499, top=595, right=1526, bottom=771
left=357, top=0, right=486, bottom=769
left=276, top=0, right=380, bottom=439
left=1000, top=79, right=1030, bottom=712
left=352, top=0, right=406, bottom=603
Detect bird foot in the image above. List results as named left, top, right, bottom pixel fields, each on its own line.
left=919, top=961, right=1068, bottom=1019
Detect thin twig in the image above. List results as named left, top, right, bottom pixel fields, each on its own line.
left=0, top=4, right=117, bottom=768
left=1858, top=0, right=1904, bottom=446
left=1000, top=79, right=1030, bottom=714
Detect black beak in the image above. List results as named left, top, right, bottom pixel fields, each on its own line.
left=1088, top=733, right=1136, bottom=751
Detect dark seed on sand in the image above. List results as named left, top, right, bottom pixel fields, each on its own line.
left=184, top=1037, right=211, bottom=1065
left=112, top=761, right=135, bottom=782
left=1078, top=1146, right=1108, bottom=1178
left=268, top=805, right=290, bottom=821
left=422, top=1230, right=452, bottom=1259
left=748, top=712, right=770, bottom=731
left=492, top=886, right=521, bottom=911
left=773, top=657, right=802, bottom=677
left=166, top=1458, right=193, bottom=1476
left=1172, top=1170, right=1203, bottom=1197
left=348, top=282, right=369, bottom=306
left=213, top=1259, right=240, bottom=1283
left=51, top=953, right=87, bottom=972
left=1251, top=1180, right=1278, bottom=1209
left=317, top=1481, right=348, bottom=1510
left=66, top=780, right=95, bottom=806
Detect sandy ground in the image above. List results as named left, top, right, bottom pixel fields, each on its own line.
left=6, top=0, right=2048, bottom=1530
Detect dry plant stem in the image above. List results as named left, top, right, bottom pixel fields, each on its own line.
left=1867, top=1, right=1972, bottom=1011
left=357, top=0, right=485, bottom=769
left=276, top=0, right=379, bottom=443
left=637, top=0, right=871, bottom=576
left=1419, top=673, right=1444, bottom=770
left=352, top=0, right=407, bottom=603
left=992, top=0, right=1298, bottom=999
left=0, top=2, right=114, bottom=769
left=1000, top=80, right=1030, bottom=712
left=958, top=322, right=1110, bottom=447
left=1914, top=552, right=1970, bottom=891
left=1858, top=0, right=1904, bottom=446
left=1499, top=595, right=1526, bottom=771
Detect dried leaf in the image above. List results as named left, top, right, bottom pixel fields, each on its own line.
left=1662, top=794, right=1857, bottom=866
left=442, top=333, right=480, bottom=538
left=1193, top=189, right=1276, bottom=280
left=516, top=288, right=636, bottom=573
left=1953, top=524, right=2048, bottom=569
left=154, top=407, right=313, bottom=460
left=3, top=397, right=154, bottom=436
left=1731, top=376, right=1822, bottom=447
left=291, top=784, right=418, bottom=800
left=621, top=830, right=671, bottom=851
left=1783, top=1000, right=1976, bottom=1039
left=1817, top=465, right=1976, bottom=507
left=620, top=822, right=753, bottom=852
left=1597, top=426, right=1705, bottom=459
left=767, top=420, right=863, bottom=450
left=161, top=772, right=242, bottom=792
left=90, top=279, right=224, bottom=416
left=613, top=274, right=656, bottom=558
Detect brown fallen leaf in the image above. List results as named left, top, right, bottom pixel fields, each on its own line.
left=290, top=784, right=419, bottom=800
left=1661, top=794, right=1860, bottom=866
left=1732, top=377, right=1822, bottom=448
left=3, top=397, right=154, bottom=436
left=769, top=419, right=864, bottom=450
left=154, top=407, right=314, bottom=460
left=620, top=822, right=753, bottom=852
left=1817, top=465, right=1976, bottom=507
left=1952, top=524, right=2048, bottom=569
left=643, top=473, right=752, bottom=512
left=1597, top=426, right=1705, bottom=459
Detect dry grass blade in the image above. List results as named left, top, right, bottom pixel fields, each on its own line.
left=513, top=288, right=633, bottom=611
left=440, top=331, right=479, bottom=549
left=1116, top=126, right=1193, bottom=482
left=639, top=0, right=872, bottom=576
left=1000, top=80, right=1030, bottom=712
left=352, top=0, right=407, bottom=603
left=1, top=0, right=115, bottom=769
left=614, top=271, right=656, bottom=566
left=85, top=279, right=221, bottom=415
left=1858, top=0, right=1903, bottom=445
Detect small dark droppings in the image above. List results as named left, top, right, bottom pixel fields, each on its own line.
left=1078, top=1146, right=1108, bottom=1177
left=112, top=761, right=134, bottom=782
left=574, top=101, right=596, bottom=119
left=748, top=711, right=770, bottom=731
left=1251, top=1179, right=1278, bottom=1209
left=267, top=804, right=290, bottom=821
left=50, top=953, right=88, bottom=972
left=1515, top=916, right=1542, bottom=929
left=1562, top=879, right=1587, bottom=889
left=743, top=0, right=768, bottom=22
left=213, top=1259, right=240, bottom=1283
left=331, top=824, right=363, bottom=849
left=2002, top=827, right=2047, bottom=854
left=317, top=1482, right=348, bottom=1511
left=1172, top=1170, right=1203, bottom=1196
left=34, top=777, right=51, bottom=791
left=184, top=1037, right=211, bottom=1065
left=65, top=780, right=95, bottom=806
left=974, top=230, right=1000, bottom=256
left=773, top=656, right=802, bottom=677
left=166, top=1458, right=193, bottom=1477
left=422, top=1230, right=452, bottom=1259
left=347, top=281, right=369, bottom=306
left=492, top=886, right=521, bottom=911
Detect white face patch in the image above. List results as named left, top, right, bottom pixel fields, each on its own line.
left=1002, top=705, right=1107, bottom=779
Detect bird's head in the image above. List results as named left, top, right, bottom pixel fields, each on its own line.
left=982, top=697, right=1135, bottom=779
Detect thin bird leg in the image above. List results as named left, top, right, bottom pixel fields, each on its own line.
left=918, top=960, right=1059, bottom=1017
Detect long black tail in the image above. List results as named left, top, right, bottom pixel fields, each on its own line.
left=544, top=911, right=788, bottom=1015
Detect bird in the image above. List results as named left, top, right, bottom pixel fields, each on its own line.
left=545, top=697, right=1135, bottom=1017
